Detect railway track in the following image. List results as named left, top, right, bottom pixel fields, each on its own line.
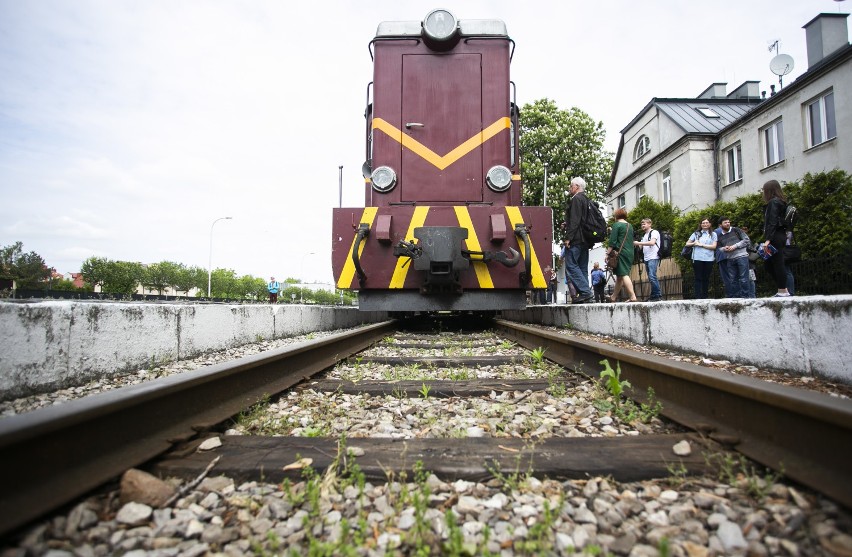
left=1, top=317, right=850, bottom=554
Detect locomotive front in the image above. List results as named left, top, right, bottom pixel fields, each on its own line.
left=332, top=9, right=553, bottom=313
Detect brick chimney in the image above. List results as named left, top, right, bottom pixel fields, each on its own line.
left=804, top=13, right=850, bottom=68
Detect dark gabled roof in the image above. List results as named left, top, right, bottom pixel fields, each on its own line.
left=619, top=98, right=762, bottom=136
left=655, top=100, right=759, bottom=134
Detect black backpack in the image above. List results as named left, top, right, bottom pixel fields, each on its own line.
left=582, top=200, right=608, bottom=246
left=654, top=230, right=673, bottom=259
left=784, top=204, right=797, bottom=230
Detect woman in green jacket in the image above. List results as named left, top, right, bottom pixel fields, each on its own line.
left=606, top=208, right=637, bottom=302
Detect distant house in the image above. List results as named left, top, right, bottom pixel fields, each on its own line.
left=63, top=272, right=86, bottom=289
left=607, top=12, right=851, bottom=215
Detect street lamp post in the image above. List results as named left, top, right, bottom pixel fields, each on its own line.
left=338, top=165, right=343, bottom=208
left=300, top=252, right=315, bottom=304
left=208, top=217, right=232, bottom=298
left=543, top=163, right=548, bottom=207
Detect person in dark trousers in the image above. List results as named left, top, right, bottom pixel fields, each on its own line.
left=633, top=217, right=662, bottom=301
left=562, top=177, right=593, bottom=303
left=267, top=276, right=280, bottom=303
left=590, top=261, right=606, bottom=303
left=715, top=217, right=751, bottom=298
left=685, top=218, right=718, bottom=299
left=761, top=180, right=791, bottom=297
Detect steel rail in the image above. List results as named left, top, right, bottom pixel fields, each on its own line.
left=0, top=321, right=396, bottom=537
left=494, top=319, right=852, bottom=509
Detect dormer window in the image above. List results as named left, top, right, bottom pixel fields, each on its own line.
left=696, top=107, right=720, bottom=118
left=634, top=135, right=650, bottom=160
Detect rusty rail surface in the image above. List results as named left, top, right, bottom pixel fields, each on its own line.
left=0, top=321, right=396, bottom=537
left=494, top=319, right=852, bottom=509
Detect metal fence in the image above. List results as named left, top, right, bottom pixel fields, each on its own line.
left=630, top=255, right=850, bottom=300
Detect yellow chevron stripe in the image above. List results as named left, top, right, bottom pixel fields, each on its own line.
left=372, top=117, right=510, bottom=170
left=453, top=206, right=494, bottom=288
left=337, top=207, right=378, bottom=289
left=389, top=206, right=430, bottom=288
left=505, top=207, right=547, bottom=289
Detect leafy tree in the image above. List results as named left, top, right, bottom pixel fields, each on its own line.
left=174, top=265, right=206, bottom=296
left=624, top=197, right=681, bottom=240
left=80, top=257, right=109, bottom=290
left=210, top=268, right=237, bottom=298
left=236, top=275, right=266, bottom=301
left=104, top=261, right=144, bottom=296
left=0, top=242, right=52, bottom=288
left=143, top=261, right=183, bottom=294
left=519, top=98, right=614, bottom=240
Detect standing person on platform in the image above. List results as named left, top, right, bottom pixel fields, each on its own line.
left=267, top=276, right=280, bottom=303
left=715, top=217, right=751, bottom=298
left=740, top=225, right=758, bottom=298
left=633, top=218, right=662, bottom=301
left=590, top=262, right=606, bottom=303
left=762, top=180, right=792, bottom=297
left=714, top=220, right=732, bottom=297
left=562, top=177, right=593, bottom=304
left=684, top=218, right=717, bottom=299
left=606, top=208, right=637, bottom=302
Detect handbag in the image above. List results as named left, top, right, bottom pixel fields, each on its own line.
left=680, top=245, right=693, bottom=259
left=606, top=223, right=631, bottom=271
left=783, top=244, right=801, bottom=263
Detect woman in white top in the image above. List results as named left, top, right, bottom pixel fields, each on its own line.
left=685, top=218, right=718, bottom=299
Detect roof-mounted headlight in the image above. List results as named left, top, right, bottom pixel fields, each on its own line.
left=371, top=166, right=397, bottom=193
left=422, top=9, right=458, bottom=42
left=486, top=165, right=512, bottom=192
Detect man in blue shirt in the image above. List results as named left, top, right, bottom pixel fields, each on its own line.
left=590, top=262, right=606, bottom=303
left=267, top=276, right=280, bottom=303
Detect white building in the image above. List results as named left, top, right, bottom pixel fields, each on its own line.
left=607, top=12, right=851, bottom=213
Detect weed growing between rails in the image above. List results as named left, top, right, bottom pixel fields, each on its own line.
left=593, top=359, right=663, bottom=424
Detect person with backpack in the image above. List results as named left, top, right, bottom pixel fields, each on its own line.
left=761, top=180, right=791, bottom=297
left=633, top=217, right=662, bottom=301
left=715, top=217, right=751, bottom=298
left=684, top=217, right=718, bottom=299
left=562, top=177, right=594, bottom=304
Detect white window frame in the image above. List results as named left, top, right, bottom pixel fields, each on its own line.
left=806, top=91, right=836, bottom=148
left=724, top=143, right=743, bottom=184
left=761, top=119, right=785, bottom=167
left=661, top=169, right=671, bottom=204
left=636, top=181, right=645, bottom=203
left=633, top=135, right=650, bottom=160
left=617, top=193, right=626, bottom=209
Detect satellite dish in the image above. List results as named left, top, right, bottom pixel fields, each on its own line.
left=770, top=54, right=794, bottom=76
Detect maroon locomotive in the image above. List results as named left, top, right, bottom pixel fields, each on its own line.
left=332, top=9, right=553, bottom=313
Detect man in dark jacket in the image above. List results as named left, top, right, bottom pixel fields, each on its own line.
left=562, top=177, right=593, bottom=303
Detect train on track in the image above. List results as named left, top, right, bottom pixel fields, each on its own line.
left=332, top=9, right=553, bottom=314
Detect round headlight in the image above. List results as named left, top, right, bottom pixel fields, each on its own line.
left=486, top=165, right=512, bottom=192
left=371, top=166, right=397, bottom=193
left=423, top=9, right=457, bottom=42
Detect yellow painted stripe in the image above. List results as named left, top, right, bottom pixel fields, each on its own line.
left=453, top=206, right=494, bottom=288
left=389, top=206, right=430, bottom=288
left=337, top=207, right=378, bottom=289
left=505, top=207, right=547, bottom=289
left=372, top=117, right=511, bottom=170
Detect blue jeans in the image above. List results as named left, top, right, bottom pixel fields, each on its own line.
left=645, top=258, right=661, bottom=299
left=564, top=244, right=591, bottom=298
left=718, top=259, right=732, bottom=296
left=724, top=257, right=750, bottom=298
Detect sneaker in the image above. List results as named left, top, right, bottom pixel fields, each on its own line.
left=772, top=293, right=792, bottom=297
left=573, top=295, right=594, bottom=304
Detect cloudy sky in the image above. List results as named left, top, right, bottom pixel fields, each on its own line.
left=0, top=0, right=839, bottom=284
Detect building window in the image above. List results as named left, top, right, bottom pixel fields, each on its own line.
left=636, top=181, right=645, bottom=203
left=724, top=143, right=743, bottom=184
left=761, top=119, right=785, bottom=167
left=806, top=91, right=836, bottom=148
left=662, top=169, right=671, bottom=204
left=617, top=193, right=626, bottom=209
left=633, top=135, right=650, bottom=160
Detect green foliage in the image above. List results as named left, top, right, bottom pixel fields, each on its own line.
left=626, top=197, right=681, bottom=238
left=787, top=170, right=852, bottom=257
left=519, top=98, right=614, bottom=240
left=0, top=241, right=53, bottom=288
left=599, top=359, right=631, bottom=399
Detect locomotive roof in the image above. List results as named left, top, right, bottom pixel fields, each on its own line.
left=376, top=19, right=508, bottom=38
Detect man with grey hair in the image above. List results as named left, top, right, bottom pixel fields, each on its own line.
left=562, top=177, right=593, bottom=303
